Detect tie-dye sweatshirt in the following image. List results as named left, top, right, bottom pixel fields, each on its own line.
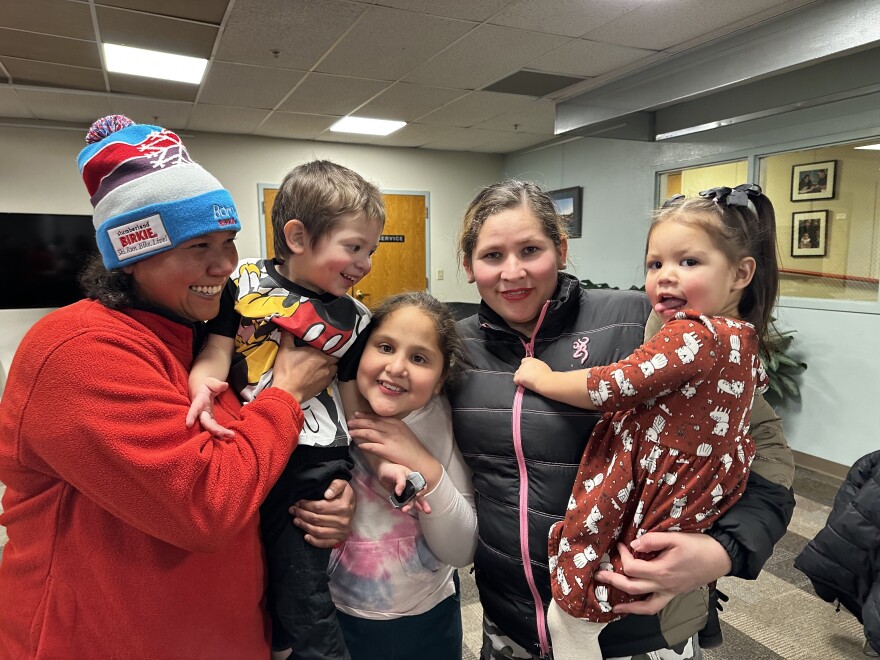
left=329, top=395, right=476, bottom=618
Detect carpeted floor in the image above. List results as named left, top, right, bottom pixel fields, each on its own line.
left=458, top=466, right=870, bottom=660
left=0, top=468, right=870, bottom=658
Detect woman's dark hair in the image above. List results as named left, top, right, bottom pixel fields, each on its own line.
left=457, top=179, right=567, bottom=266
left=79, top=253, right=139, bottom=309
left=653, top=184, right=779, bottom=350
left=369, top=291, right=469, bottom=387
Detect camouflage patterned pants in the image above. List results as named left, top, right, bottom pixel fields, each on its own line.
left=480, top=614, right=702, bottom=660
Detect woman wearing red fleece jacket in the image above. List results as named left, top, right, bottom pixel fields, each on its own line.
left=0, top=116, right=353, bottom=658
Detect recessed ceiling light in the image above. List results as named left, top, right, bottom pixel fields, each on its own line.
left=855, top=143, right=880, bottom=150
left=103, top=43, right=208, bottom=84
left=330, top=117, right=406, bottom=136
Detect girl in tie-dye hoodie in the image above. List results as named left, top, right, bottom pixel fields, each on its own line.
left=329, top=292, right=476, bottom=660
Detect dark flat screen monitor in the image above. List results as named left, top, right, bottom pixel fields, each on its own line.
left=0, top=213, right=99, bottom=309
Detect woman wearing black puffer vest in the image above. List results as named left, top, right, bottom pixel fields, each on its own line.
left=447, top=180, right=797, bottom=660
left=795, top=450, right=880, bottom=656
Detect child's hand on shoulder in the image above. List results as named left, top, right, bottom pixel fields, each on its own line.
left=186, top=377, right=234, bottom=439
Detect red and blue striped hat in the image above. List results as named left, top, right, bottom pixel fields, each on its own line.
left=77, top=115, right=241, bottom=269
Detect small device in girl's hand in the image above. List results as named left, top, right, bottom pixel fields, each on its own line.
left=389, top=471, right=427, bottom=509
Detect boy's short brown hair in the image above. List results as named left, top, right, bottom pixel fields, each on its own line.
left=272, top=160, right=385, bottom=260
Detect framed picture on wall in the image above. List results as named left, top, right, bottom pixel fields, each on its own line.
left=549, top=186, right=583, bottom=238
left=791, top=160, right=836, bottom=201
left=791, top=210, right=828, bottom=257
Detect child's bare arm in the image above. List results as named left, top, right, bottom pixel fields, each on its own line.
left=187, top=334, right=235, bottom=437
left=513, top=357, right=597, bottom=410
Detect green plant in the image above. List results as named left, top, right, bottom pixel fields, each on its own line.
left=580, top=279, right=807, bottom=404
left=761, top=326, right=807, bottom=404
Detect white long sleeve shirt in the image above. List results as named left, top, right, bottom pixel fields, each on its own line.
left=329, top=395, right=477, bottom=618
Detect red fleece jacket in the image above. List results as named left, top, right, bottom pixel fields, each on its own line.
left=0, top=300, right=304, bottom=658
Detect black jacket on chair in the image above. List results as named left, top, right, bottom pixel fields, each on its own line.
left=794, top=450, right=880, bottom=654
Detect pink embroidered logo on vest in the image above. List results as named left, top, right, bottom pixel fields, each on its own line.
left=572, top=336, right=590, bottom=364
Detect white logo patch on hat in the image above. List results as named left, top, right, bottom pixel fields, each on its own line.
left=109, top=214, right=171, bottom=261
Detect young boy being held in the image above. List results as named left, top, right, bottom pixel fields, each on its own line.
left=188, top=160, right=408, bottom=659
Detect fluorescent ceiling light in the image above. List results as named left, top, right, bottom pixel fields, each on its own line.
left=330, top=117, right=406, bottom=136
left=103, top=43, right=208, bottom=84
left=854, top=143, right=880, bottom=150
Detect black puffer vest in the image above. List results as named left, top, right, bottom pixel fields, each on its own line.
left=448, top=274, right=652, bottom=656
left=795, top=450, right=880, bottom=654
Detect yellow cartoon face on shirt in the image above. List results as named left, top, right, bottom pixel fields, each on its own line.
left=227, top=259, right=352, bottom=446
left=232, top=260, right=358, bottom=355
left=230, top=262, right=301, bottom=386
left=234, top=261, right=302, bottom=321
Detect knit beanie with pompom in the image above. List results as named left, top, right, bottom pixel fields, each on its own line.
left=77, top=114, right=241, bottom=269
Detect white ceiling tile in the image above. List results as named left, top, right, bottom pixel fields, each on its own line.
left=107, top=97, right=193, bottom=130
left=279, top=74, right=390, bottom=116
left=316, top=6, right=475, bottom=81
left=490, top=0, right=650, bottom=38
left=709, top=0, right=818, bottom=23
left=254, top=112, right=338, bottom=140
left=471, top=131, right=554, bottom=153
left=581, top=0, right=694, bottom=50
left=217, top=0, right=365, bottom=70
left=529, top=40, right=656, bottom=78
left=404, top=24, right=569, bottom=90
left=109, top=73, right=198, bottom=102
left=660, top=0, right=819, bottom=55
left=378, top=122, right=463, bottom=148
left=186, top=105, right=270, bottom=134
left=419, top=127, right=501, bottom=151
left=314, top=131, right=391, bottom=146
left=357, top=83, right=467, bottom=122
left=0, top=87, right=33, bottom=119
left=474, top=99, right=556, bottom=134
left=2, top=58, right=105, bottom=91
left=419, top=91, right=534, bottom=127
left=96, top=6, right=218, bottom=59
left=373, top=0, right=516, bottom=22
left=15, top=89, right=112, bottom=123
left=0, top=0, right=95, bottom=40
left=95, top=0, right=229, bottom=24
left=199, top=62, right=305, bottom=109
left=0, top=28, right=100, bottom=68
left=582, top=0, right=813, bottom=51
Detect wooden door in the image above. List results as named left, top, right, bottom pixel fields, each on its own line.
left=260, top=189, right=427, bottom=308
left=352, top=194, right=427, bottom=309
left=262, top=187, right=279, bottom=258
